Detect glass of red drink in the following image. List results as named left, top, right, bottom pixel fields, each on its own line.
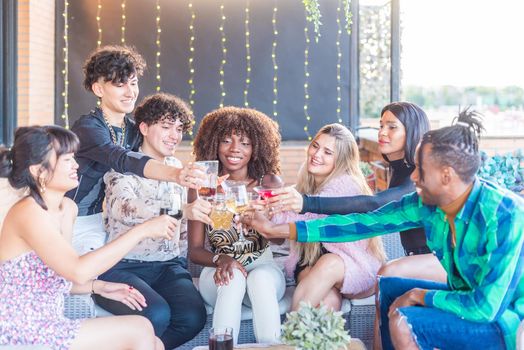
left=208, top=326, right=233, bottom=350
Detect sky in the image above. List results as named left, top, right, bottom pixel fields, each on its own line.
left=400, top=0, right=524, bottom=87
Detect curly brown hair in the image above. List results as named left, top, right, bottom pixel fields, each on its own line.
left=134, top=93, right=194, bottom=133
left=83, top=45, right=146, bottom=92
left=193, top=106, right=281, bottom=180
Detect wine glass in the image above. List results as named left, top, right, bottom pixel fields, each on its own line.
left=227, top=183, right=252, bottom=249
left=253, top=173, right=284, bottom=199
left=158, top=157, right=184, bottom=252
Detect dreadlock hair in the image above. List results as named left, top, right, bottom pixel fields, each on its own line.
left=193, top=106, right=281, bottom=180
left=419, top=107, right=484, bottom=183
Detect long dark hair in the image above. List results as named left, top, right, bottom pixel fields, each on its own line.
left=381, top=102, right=430, bottom=167
left=0, top=125, right=79, bottom=210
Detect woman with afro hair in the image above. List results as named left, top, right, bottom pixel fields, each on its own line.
left=188, top=106, right=286, bottom=344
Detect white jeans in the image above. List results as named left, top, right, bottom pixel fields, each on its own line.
left=199, top=249, right=286, bottom=344
left=72, top=213, right=107, bottom=255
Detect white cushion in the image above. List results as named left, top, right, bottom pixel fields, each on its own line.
left=350, top=295, right=375, bottom=306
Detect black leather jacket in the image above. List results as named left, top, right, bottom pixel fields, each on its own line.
left=65, top=108, right=151, bottom=216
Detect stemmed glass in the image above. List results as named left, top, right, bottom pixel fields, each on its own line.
left=227, top=183, right=252, bottom=250
left=157, top=157, right=184, bottom=252
left=253, top=173, right=284, bottom=200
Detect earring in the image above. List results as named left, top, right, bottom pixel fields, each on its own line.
left=38, top=177, right=46, bottom=193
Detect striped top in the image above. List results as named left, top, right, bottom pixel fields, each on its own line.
left=293, top=178, right=524, bottom=349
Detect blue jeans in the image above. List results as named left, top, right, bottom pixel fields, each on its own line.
left=378, top=277, right=506, bottom=350
left=95, top=257, right=207, bottom=349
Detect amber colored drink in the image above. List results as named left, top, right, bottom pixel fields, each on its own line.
left=210, top=208, right=234, bottom=230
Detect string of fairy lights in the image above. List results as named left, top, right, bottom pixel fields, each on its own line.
left=336, top=0, right=343, bottom=123
left=61, top=0, right=70, bottom=129
left=187, top=0, right=197, bottom=138
left=121, top=0, right=126, bottom=44
left=96, top=0, right=102, bottom=47
left=63, top=1, right=348, bottom=137
left=155, top=0, right=162, bottom=92
left=303, top=11, right=312, bottom=141
left=271, top=2, right=279, bottom=120
left=218, top=3, right=227, bottom=107
left=243, top=0, right=251, bottom=107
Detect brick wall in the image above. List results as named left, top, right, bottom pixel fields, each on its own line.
left=17, top=0, right=55, bottom=126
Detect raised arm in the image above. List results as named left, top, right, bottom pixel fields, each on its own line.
left=72, top=116, right=203, bottom=188
left=16, top=199, right=177, bottom=285
left=302, top=178, right=415, bottom=214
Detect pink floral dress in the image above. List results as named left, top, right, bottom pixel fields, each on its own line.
left=0, top=251, right=81, bottom=349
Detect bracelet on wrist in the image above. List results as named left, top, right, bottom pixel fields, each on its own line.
left=91, top=279, right=97, bottom=295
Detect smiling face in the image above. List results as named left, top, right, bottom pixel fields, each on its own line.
left=44, top=151, right=79, bottom=193
left=218, top=132, right=253, bottom=177
left=92, top=75, right=139, bottom=118
left=307, top=133, right=337, bottom=184
left=411, top=144, right=444, bottom=206
left=378, top=110, right=407, bottom=161
left=139, top=118, right=184, bottom=160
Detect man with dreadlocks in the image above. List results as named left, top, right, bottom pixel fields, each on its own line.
left=246, top=109, right=524, bottom=350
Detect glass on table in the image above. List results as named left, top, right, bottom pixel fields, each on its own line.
left=208, top=326, right=233, bottom=350
left=195, top=160, right=219, bottom=200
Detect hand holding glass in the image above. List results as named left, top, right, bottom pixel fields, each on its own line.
left=195, top=160, right=219, bottom=200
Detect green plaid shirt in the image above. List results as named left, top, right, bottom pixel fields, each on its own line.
left=295, top=178, right=524, bottom=349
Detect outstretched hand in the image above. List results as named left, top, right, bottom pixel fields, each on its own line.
left=267, top=186, right=303, bottom=214
left=241, top=210, right=287, bottom=239
left=177, top=162, right=207, bottom=189
left=94, top=280, right=147, bottom=311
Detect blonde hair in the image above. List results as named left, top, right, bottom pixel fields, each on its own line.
left=294, top=123, right=386, bottom=267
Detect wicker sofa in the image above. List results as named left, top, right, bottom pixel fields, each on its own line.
left=54, top=232, right=403, bottom=350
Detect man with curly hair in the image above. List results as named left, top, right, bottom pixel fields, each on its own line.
left=67, top=45, right=204, bottom=255
left=189, top=106, right=286, bottom=344
left=95, top=93, right=209, bottom=349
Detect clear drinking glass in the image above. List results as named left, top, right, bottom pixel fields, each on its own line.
left=195, top=160, right=219, bottom=201
left=208, top=326, right=233, bottom=350
left=253, top=173, right=284, bottom=199
left=210, top=193, right=234, bottom=231
left=226, top=183, right=252, bottom=249
left=157, top=157, right=184, bottom=252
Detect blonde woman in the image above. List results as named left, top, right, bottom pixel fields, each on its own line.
left=272, top=123, right=386, bottom=311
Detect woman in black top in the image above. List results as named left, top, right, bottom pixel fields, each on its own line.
left=270, top=102, right=447, bottom=348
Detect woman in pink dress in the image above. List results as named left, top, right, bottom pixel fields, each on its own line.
left=272, top=124, right=386, bottom=311
left=0, top=126, right=176, bottom=349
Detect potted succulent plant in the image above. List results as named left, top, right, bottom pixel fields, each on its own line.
left=281, top=302, right=351, bottom=350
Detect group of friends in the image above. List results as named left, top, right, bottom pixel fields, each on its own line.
left=0, top=44, right=523, bottom=350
